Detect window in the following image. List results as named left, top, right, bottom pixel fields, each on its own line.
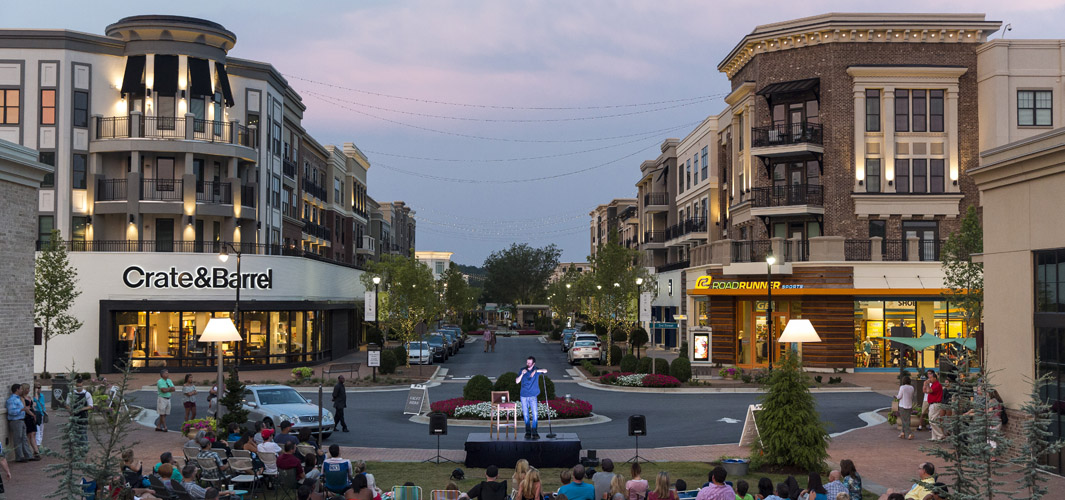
left=38, top=216, right=54, bottom=247
left=39, top=151, right=55, bottom=188
left=866, top=158, right=881, bottom=193
left=895, top=90, right=909, bottom=132
left=912, top=159, right=927, bottom=193
left=0, top=89, right=19, bottom=124
left=865, top=89, right=880, bottom=132
left=334, top=177, right=342, bottom=202
left=72, top=153, right=87, bottom=189
left=911, top=90, right=927, bottom=132
left=40, top=89, right=55, bottom=125
left=895, top=159, right=910, bottom=193
left=869, top=220, right=886, bottom=239
left=272, top=122, right=282, bottom=156
left=701, top=146, right=709, bottom=179
left=435, top=262, right=444, bottom=274
left=272, top=175, right=281, bottom=208
left=1036, top=248, right=1065, bottom=313
left=71, top=216, right=87, bottom=242
left=929, top=90, right=944, bottom=132
left=685, top=159, right=691, bottom=191
left=930, top=159, right=945, bottom=193
left=692, top=155, right=699, bottom=184
left=246, top=112, right=259, bottom=129
left=73, top=90, right=88, bottom=128
left=191, top=98, right=206, bottom=132
left=1019, top=90, right=1053, bottom=127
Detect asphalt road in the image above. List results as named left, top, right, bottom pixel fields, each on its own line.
left=129, top=336, right=891, bottom=450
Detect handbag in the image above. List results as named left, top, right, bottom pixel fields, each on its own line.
left=42, top=412, right=49, bottom=424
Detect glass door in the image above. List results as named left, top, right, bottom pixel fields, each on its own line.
left=156, top=218, right=174, bottom=252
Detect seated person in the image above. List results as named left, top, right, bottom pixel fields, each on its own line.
left=277, top=441, right=305, bottom=481
left=558, top=465, right=595, bottom=500
left=460, top=465, right=508, bottom=500
left=257, top=429, right=283, bottom=475
left=180, top=464, right=239, bottom=499
left=197, top=437, right=230, bottom=480
left=227, top=423, right=243, bottom=443
left=304, top=454, right=322, bottom=482
left=323, top=444, right=353, bottom=493
left=299, top=479, right=328, bottom=500
left=275, top=421, right=300, bottom=448
left=346, top=473, right=374, bottom=500
left=297, top=428, right=324, bottom=461
left=207, top=430, right=232, bottom=458
left=153, top=452, right=183, bottom=482
left=156, top=464, right=177, bottom=491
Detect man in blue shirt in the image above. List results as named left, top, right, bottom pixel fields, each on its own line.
left=6, top=384, right=33, bottom=462
left=514, top=356, right=547, bottom=439
left=557, top=465, right=595, bottom=500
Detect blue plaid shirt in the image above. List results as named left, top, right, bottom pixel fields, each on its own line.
left=6, top=394, right=24, bottom=420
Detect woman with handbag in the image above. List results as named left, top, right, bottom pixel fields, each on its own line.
left=33, top=384, right=47, bottom=447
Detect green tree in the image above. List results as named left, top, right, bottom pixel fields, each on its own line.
left=362, top=255, right=440, bottom=365
left=43, top=369, right=90, bottom=500
left=219, top=367, right=249, bottom=430
left=1012, top=373, right=1065, bottom=500
left=942, top=207, right=982, bottom=360
left=482, top=243, right=561, bottom=305
left=35, top=229, right=83, bottom=375
left=441, top=263, right=477, bottom=323
left=546, top=267, right=584, bottom=325
left=83, top=355, right=139, bottom=493
left=586, top=239, right=654, bottom=365
left=753, top=351, right=830, bottom=473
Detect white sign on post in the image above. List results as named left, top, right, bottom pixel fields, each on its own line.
left=639, top=292, right=652, bottom=323
left=367, top=350, right=381, bottom=367
left=364, top=291, right=376, bottom=321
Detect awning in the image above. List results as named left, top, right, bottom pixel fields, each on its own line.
left=119, top=55, right=146, bottom=95
left=755, top=78, right=819, bottom=96
left=214, top=62, right=235, bottom=107
left=187, top=57, right=213, bottom=97
left=688, top=287, right=949, bottom=297
left=153, top=55, right=179, bottom=95
left=953, top=337, right=977, bottom=351
left=889, top=333, right=952, bottom=351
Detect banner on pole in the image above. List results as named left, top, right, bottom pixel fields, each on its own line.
left=364, top=291, right=376, bottom=321
left=639, top=292, right=652, bottom=323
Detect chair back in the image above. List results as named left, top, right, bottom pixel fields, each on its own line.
left=170, top=480, right=195, bottom=500
left=297, top=444, right=318, bottom=457
left=231, top=449, right=252, bottom=458
left=279, top=467, right=301, bottom=489
left=147, top=474, right=173, bottom=499
left=258, top=451, right=278, bottom=474
left=229, top=457, right=254, bottom=473
left=490, top=391, right=511, bottom=405
left=394, top=485, right=423, bottom=500
left=431, top=490, right=461, bottom=500
left=323, top=460, right=352, bottom=492
left=182, top=446, right=200, bottom=461
left=196, top=457, right=222, bottom=480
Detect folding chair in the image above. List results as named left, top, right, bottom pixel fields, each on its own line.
left=229, top=457, right=261, bottom=500
left=258, top=451, right=280, bottom=487
left=393, top=485, right=423, bottom=500
left=231, top=449, right=252, bottom=459
left=147, top=474, right=177, bottom=500
left=195, top=457, right=225, bottom=489
left=277, top=467, right=300, bottom=500
left=296, top=444, right=317, bottom=458
left=182, top=446, right=200, bottom=462
left=431, top=489, right=461, bottom=500
left=322, top=460, right=352, bottom=495
left=169, top=480, right=195, bottom=500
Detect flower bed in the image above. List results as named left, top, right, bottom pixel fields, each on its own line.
left=430, top=397, right=592, bottom=419
left=182, top=416, right=219, bottom=436
left=598, top=371, right=681, bottom=388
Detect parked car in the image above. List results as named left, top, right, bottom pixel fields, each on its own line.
left=561, top=332, right=575, bottom=352
left=407, top=341, right=433, bottom=365
left=242, top=385, right=334, bottom=438
left=567, top=340, right=602, bottom=364
left=426, top=334, right=449, bottom=362
left=575, top=332, right=601, bottom=348
left=441, top=327, right=466, bottom=347
left=440, top=330, right=461, bottom=353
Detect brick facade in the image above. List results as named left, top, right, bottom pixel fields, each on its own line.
left=727, top=41, right=981, bottom=241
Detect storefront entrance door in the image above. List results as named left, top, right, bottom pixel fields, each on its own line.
left=744, top=311, right=790, bottom=367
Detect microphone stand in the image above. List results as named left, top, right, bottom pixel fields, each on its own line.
left=539, top=371, right=556, bottom=438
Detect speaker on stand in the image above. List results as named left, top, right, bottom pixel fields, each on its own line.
left=625, top=415, right=646, bottom=463
left=423, top=412, right=456, bottom=464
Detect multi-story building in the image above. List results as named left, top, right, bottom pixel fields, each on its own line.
left=416, top=251, right=454, bottom=280
left=379, top=200, right=416, bottom=257
left=680, top=13, right=1000, bottom=370
left=635, top=141, right=678, bottom=269
left=550, top=262, right=589, bottom=283
left=588, top=197, right=637, bottom=257
left=1, top=15, right=381, bottom=372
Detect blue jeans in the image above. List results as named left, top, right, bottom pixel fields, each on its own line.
left=520, top=396, right=538, bottom=432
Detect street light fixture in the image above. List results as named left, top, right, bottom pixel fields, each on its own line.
left=766, top=251, right=776, bottom=371
left=199, top=318, right=241, bottom=419
left=634, top=277, right=644, bottom=352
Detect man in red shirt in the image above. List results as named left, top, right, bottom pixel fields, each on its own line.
left=926, top=370, right=945, bottom=441
left=276, top=441, right=305, bottom=481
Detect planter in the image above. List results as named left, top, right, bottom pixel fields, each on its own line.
left=721, top=459, right=749, bottom=477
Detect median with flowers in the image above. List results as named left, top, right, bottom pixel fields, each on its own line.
left=429, top=397, right=593, bottom=420
left=597, top=372, right=682, bottom=388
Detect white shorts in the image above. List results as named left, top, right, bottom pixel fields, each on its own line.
left=157, top=396, right=172, bottom=416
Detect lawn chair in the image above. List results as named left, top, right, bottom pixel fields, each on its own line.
left=431, top=490, right=461, bottom=500
left=296, top=444, right=318, bottom=458
left=394, top=484, right=423, bottom=500
left=258, top=451, right=280, bottom=487
left=228, top=457, right=261, bottom=500
left=277, top=467, right=300, bottom=500
left=169, top=480, right=195, bottom=500
left=322, top=459, right=352, bottom=494
left=147, top=474, right=176, bottom=499
left=231, top=449, right=252, bottom=459
left=182, top=446, right=200, bottom=462
left=195, top=457, right=225, bottom=489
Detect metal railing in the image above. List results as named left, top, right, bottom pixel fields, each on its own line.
left=751, top=121, right=823, bottom=148
left=196, top=181, right=232, bottom=204
left=643, top=230, right=666, bottom=244
left=884, top=239, right=906, bottom=261
left=142, top=116, right=185, bottom=139
left=141, top=178, right=183, bottom=201
left=241, top=185, right=256, bottom=208
left=192, top=119, right=230, bottom=143
left=302, top=178, right=328, bottom=200
left=96, top=116, right=130, bottom=139
left=845, top=239, right=872, bottom=261
left=786, top=239, right=810, bottom=262
left=666, top=218, right=708, bottom=240
left=35, top=240, right=364, bottom=270
left=96, top=179, right=127, bottom=201
left=731, top=240, right=771, bottom=263
left=236, top=124, right=256, bottom=148
left=644, top=192, right=669, bottom=206
left=657, top=260, right=690, bottom=273
left=917, top=239, right=944, bottom=262
left=282, top=158, right=297, bottom=178
left=750, top=184, right=823, bottom=207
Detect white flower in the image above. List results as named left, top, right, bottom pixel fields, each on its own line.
left=616, top=374, right=647, bottom=387
left=452, top=401, right=558, bottom=420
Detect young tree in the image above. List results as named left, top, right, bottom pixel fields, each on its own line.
left=441, top=263, right=476, bottom=323
left=361, top=254, right=440, bottom=365
left=586, top=239, right=653, bottom=365
left=43, top=369, right=90, bottom=500
left=35, top=229, right=83, bottom=375
left=546, top=267, right=584, bottom=325
left=219, top=367, right=249, bottom=430
left=942, top=207, right=982, bottom=361
left=1011, top=373, right=1065, bottom=500
left=482, top=243, right=561, bottom=305
left=83, top=355, right=139, bottom=492
left=752, top=351, right=830, bottom=473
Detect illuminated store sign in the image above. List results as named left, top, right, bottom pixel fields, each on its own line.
left=122, top=266, right=274, bottom=290
left=693, top=275, right=803, bottom=290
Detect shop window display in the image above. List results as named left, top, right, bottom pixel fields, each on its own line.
left=854, top=299, right=967, bottom=368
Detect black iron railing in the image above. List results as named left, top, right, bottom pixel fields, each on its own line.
left=35, top=240, right=364, bottom=270
left=751, top=121, right=823, bottom=148
left=97, top=179, right=127, bottom=201
left=643, top=230, right=666, bottom=244
left=283, top=158, right=297, bottom=178
left=96, top=116, right=130, bottom=139
left=786, top=239, right=810, bottom=262
left=196, top=181, right=232, bottom=204
left=141, top=178, right=183, bottom=201
left=845, top=239, right=872, bottom=261
left=142, top=116, right=185, bottom=139
left=732, top=240, right=771, bottom=263
left=644, top=192, right=669, bottom=206
left=751, top=184, right=823, bottom=207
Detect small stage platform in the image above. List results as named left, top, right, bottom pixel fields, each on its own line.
left=464, top=432, right=581, bottom=468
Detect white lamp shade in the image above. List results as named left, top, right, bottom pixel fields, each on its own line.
left=778, top=319, right=821, bottom=343
left=200, top=317, right=243, bottom=342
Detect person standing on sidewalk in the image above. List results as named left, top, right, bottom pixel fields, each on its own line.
left=32, top=384, right=46, bottom=448
left=925, top=371, right=944, bottom=442
left=5, top=384, right=33, bottom=462
left=68, top=378, right=94, bottom=446
left=896, top=375, right=915, bottom=440
left=155, top=369, right=175, bottom=432
left=332, top=375, right=349, bottom=432
left=181, top=374, right=197, bottom=423
left=483, top=329, right=492, bottom=353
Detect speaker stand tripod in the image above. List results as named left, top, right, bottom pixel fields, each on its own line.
left=422, top=433, right=457, bottom=464
left=625, top=434, right=645, bottom=463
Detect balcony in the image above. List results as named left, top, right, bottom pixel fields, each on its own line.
left=94, top=115, right=257, bottom=149
left=282, top=158, right=297, bottom=179
left=357, top=235, right=376, bottom=255
left=731, top=240, right=772, bottom=263
left=643, top=192, right=669, bottom=213
left=698, top=236, right=945, bottom=268
left=36, top=240, right=365, bottom=270
left=642, top=230, right=666, bottom=249
left=657, top=260, right=690, bottom=273
left=666, top=217, right=708, bottom=242
left=96, top=179, right=127, bottom=201
left=749, top=184, right=824, bottom=217
left=750, top=121, right=823, bottom=158
left=302, top=178, right=328, bottom=201
left=196, top=181, right=232, bottom=204
left=141, top=178, right=183, bottom=201
left=301, top=219, right=332, bottom=241
left=240, top=185, right=256, bottom=208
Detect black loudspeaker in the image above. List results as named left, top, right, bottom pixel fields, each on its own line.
left=429, top=412, right=448, bottom=436
left=628, top=415, right=646, bottom=436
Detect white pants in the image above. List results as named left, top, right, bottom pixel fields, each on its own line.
left=36, top=423, right=43, bottom=446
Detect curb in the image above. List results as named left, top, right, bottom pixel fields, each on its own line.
left=408, top=413, right=611, bottom=428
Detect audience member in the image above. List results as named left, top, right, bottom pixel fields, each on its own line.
left=559, top=465, right=595, bottom=500
left=460, top=465, right=508, bottom=500
left=277, top=441, right=305, bottom=481
left=323, top=444, right=354, bottom=494
left=799, top=473, right=827, bottom=500
left=354, top=460, right=381, bottom=498
left=121, top=449, right=145, bottom=488
left=626, top=463, right=648, bottom=500
left=609, top=474, right=627, bottom=500
left=257, top=429, right=282, bottom=475
left=226, top=423, right=242, bottom=442
left=558, top=469, right=572, bottom=492
left=594, top=459, right=617, bottom=500
left=275, top=421, right=299, bottom=447
left=839, top=460, right=862, bottom=500
left=765, top=483, right=789, bottom=500
left=694, top=467, right=734, bottom=500
left=304, top=453, right=321, bottom=482
left=822, top=471, right=846, bottom=500
left=153, top=452, right=183, bottom=481
left=735, top=480, right=752, bottom=500
left=648, top=472, right=676, bottom=500
left=253, top=421, right=266, bottom=445
left=346, top=473, right=374, bottom=500
left=904, top=463, right=935, bottom=500
left=197, top=437, right=229, bottom=480
left=512, top=458, right=530, bottom=497
left=519, top=468, right=542, bottom=500
left=834, top=494, right=849, bottom=500
left=756, top=478, right=773, bottom=500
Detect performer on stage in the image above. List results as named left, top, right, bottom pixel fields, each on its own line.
left=515, top=356, right=548, bottom=440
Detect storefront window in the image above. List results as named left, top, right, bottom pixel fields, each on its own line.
left=854, top=299, right=967, bottom=369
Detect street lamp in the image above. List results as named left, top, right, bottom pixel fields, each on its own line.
left=565, top=283, right=572, bottom=326
left=766, top=251, right=776, bottom=371
left=200, top=318, right=242, bottom=418
left=371, top=276, right=381, bottom=334
left=635, top=277, right=644, bottom=357
left=778, top=319, right=822, bottom=368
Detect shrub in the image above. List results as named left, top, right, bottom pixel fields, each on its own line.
left=636, top=357, right=652, bottom=374
left=679, top=341, right=689, bottom=356
left=629, top=328, right=649, bottom=354
left=610, top=346, right=623, bottom=365
left=365, top=326, right=384, bottom=347
left=550, top=327, right=563, bottom=341
left=430, top=398, right=483, bottom=417
left=549, top=398, right=592, bottom=418
left=581, top=323, right=594, bottom=332
left=581, top=360, right=599, bottom=377
left=753, top=352, right=829, bottom=473
left=181, top=417, right=219, bottom=436
left=94, top=357, right=102, bottom=377
left=291, top=367, right=313, bottom=380
left=814, top=375, right=823, bottom=384
left=741, top=373, right=753, bottom=383
left=670, top=357, right=692, bottom=382
left=641, top=374, right=682, bottom=388
left=654, top=358, right=670, bottom=375
left=611, top=328, right=627, bottom=343
left=463, top=375, right=493, bottom=401
left=391, top=346, right=408, bottom=365
left=619, top=354, right=638, bottom=373
left=751, top=369, right=770, bottom=385
left=598, top=372, right=632, bottom=385
left=378, top=350, right=398, bottom=375
left=494, top=372, right=520, bottom=401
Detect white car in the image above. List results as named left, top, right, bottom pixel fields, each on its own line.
left=568, top=340, right=602, bottom=364
left=407, top=341, right=433, bottom=365
left=242, top=385, right=334, bottom=438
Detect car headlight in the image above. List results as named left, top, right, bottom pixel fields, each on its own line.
left=324, top=412, right=334, bottom=423
left=278, top=414, right=293, bottom=424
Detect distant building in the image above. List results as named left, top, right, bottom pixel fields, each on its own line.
left=588, top=198, right=638, bottom=258
left=550, top=262, right=589, bottom=283
left=416, top=251, right=454, bottom=280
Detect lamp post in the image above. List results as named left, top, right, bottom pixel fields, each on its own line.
left=635, top=277, right=644, bottom=359
left=778, top=319, right=822, bottom=368
left=200, top=318, right=242, bottom=419
left=766, top=251, right=776, bottom=371
left=215, top=243, right=244, bottom=417
left=565, top=282, right=572, bottom=327
left=372, top=275, right=381, bottom=382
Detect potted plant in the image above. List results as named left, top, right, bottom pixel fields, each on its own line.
left=720, top=456, right=750, bottom=476
left=291, top=367, right=313, bottom=383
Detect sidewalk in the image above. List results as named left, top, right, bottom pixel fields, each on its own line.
left=11, top=409, right=1063, bottom=498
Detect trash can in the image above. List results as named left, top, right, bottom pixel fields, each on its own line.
left=51, top=374, right=69, bottom=410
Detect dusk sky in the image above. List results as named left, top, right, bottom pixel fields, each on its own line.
left=9, top=1, right=1064, bottom=265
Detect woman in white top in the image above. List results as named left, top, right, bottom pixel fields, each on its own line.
left=896, top=375, right=915, bottom=440
left=626, top=462, right=649, bottom=500
left=181, top=374, right=197, bottom=422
